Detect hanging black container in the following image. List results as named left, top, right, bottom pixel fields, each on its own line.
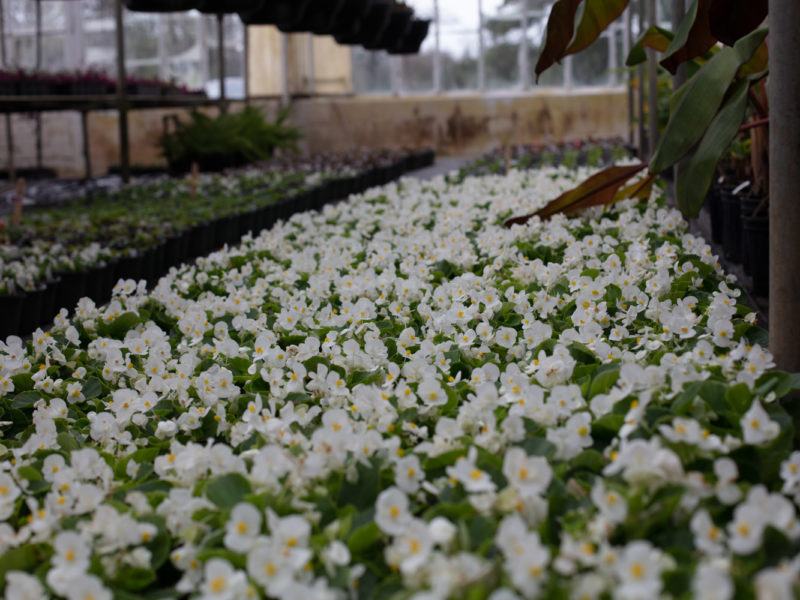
left=278, top=0, right=346, bottom=33
left=0, top=293, right=24, bottom=338
left=123, top=0, right=196, bottom=12
left=720, top=189, right=742, bottom=263
left=364, top=4, right=413, bottom=51
left=195, top=0, right=258, bottom=13
left=329, top=0, right=372, bottom=36
left=389, top=18, right=431, bottom=54
left=335, top=0, right=392, bottom=46
left=239, top=0, right=312, bottom=28
left=742, top=213, right=769, bottom=297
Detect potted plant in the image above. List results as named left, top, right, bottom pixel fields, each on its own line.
left=363, top=2, right=414, bottom=51
left=239, top=0, right=312, bottom=28
left=329, top=0, right=372, bottom=38
left=335, top=0, right=392, bottom=46
left=123, top=0, right=196, bottom=12
left=388, top=18, right=431, bottom=55
left=0, top=69, right=22, bottom=95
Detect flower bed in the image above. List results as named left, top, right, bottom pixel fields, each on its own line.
left=1, top=148, right=431, bottom=338
left=1, top=166, right=798, bottom=599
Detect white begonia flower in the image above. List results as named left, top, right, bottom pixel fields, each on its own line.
left=64, top=574, right=112, bottom=600
left=502, top=446, right=552, bottom=497
left=690, top=509, right=726, bottom=556
left=590, top=480, right=628, bottom=525
left=780, top=450, right=800, bottom=495
left=692, top=562, right=734, bottom=600
left=740, top=400, right=780, bottom=445
left=0, top=472, right=21, bottom=519
left=246, top=540, right=293, bottom=594
left=727, top=503, right=767, bottom=555
left=223, top=502, right=262, bottom=553
left=447, top=447, right=496, bottom=493
left=321, top=539, right=351, bottom=574
left=385, top=517, right=433, bottom=575
left=375, top=486, right=412, bottom=535
left=614, top=540, right=664, bottom=599
left=5, top=571, right=45, bottom=600
left=394, top=454, right=425, bottom=494
left=428, top=516, right=457, bottom=546
left=199, top=558, right=249, bottom=600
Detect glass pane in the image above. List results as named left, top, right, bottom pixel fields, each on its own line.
left=352, top=46, right=392, bottom=94
left=125, top=17, right=159, bottom=60
left=483, top=0, right=520, bottom=89
left=571, top=35, right=610, bottom=86
left=440, top=30, right=478, bottom=91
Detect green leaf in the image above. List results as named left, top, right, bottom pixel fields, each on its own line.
left=98, top=312, right=141, bottom=340
left=675, top=78, right=750, bottom=217
left=82, top=376, right=104, bottom=400
left=347, top=522, right=381, bottom=555
left=520, top=437, right=557, bottom=457
left=565, top=0, right=630, bottom=56
left=534, top=0, right=584, bottom=81
left=627, top=25, right=674, bottom=66
left=11, top=391, right=40, bottom=409
left=0, top=544, right=41, bottom=588
left=660, top=0, right=717, bottom=74
left=649, top=28, right=768, bottom=174
left=205, top=473, right=252, bottom=509
left=115, top=566, right=156, bottom=591
left=588, top=363, right=620, bottom=398
left=725, top=382, right=752, bottom=415
left=57, top=431, right=81, bottom=451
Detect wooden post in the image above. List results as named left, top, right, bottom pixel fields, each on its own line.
left=11, top=177, right=23, bottom=226
left=769, top=0, right=800, bottom=376
left=115, top=0, right=130, bottom=184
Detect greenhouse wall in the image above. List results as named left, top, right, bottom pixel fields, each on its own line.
left=0, top=89, right=626, bottom=177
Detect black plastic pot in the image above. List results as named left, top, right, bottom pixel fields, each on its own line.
left=742, top=214, right=769, bottom=297
left=195, top=0, right=258, bottom=13
left=720, top=190, right=742, bottom=263
left=0, top=81, right=19, bottom=95
left=706, top=186, right=724, bottom=245
left=116, top=253, right=143, bottom=282
left=84, top=264, right=108, bottom=305
left=0, top=294, right=24, bottom=338
left=55, top=270, right=89, bottom=316
left=364, top=5, right=413, bottom=50
left=389, top=18, right=431, bottom=55
left=164, top=236, right=184, bottom=270
left=239, top=0, right=312, bottom=27
left=188, top=223, right=213, bottom=258
left=18, top=287, right=45, bottom=336
left=739, top=196, right=764, bottom=275
left=123, top=0, right=196, bottom=11
left=39, top=278, right=60, bottom=326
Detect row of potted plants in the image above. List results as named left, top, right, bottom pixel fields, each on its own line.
left=0, top=68, right=205, bottom=97
left=0, top=165, right=795, bottom=599
left=0, top=147, right=435, bottom=339
left=451, top=138, right=631, bottom=181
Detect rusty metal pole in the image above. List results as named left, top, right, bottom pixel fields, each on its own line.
left=769, top=0, right=800, bottom=376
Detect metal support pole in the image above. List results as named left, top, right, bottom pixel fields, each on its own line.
left=520, top=0, right=530, bottom=90
left=608, top=25, right=617, bottom=87
left=281, top=33, right=290, bottom=107
left=769, top=0, right=800, bottom=374
left=243, top=23, right=249, bottom=103
left=35, top=0, right=42, bottom=172
left=306, top=33, right=315, bottom=95
left=115, top=0, right=130, bottom=183
left=637, top=0, right=646, bottom=157
left=81, top=110, right=91, bottom=180
left=625, top=6, right=634, bottom=146
left=433, top=0, right=441, bottom=93
left=217, top=13, right=226, bottom=112
left=477, top=0, right=485, bottom=91
left=647, top=0, right=659, bottom=157
left=157, top=13, right=168, bottom=80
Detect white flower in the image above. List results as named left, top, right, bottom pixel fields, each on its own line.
left=727, top=503, right=767, bottom=555
left=502, top=446, right=552, bottom=496
left=614, top=540, right=663, bottom=599
left=447, top=447, right=496, bottom=493
left=740, top=400, right=779, bottom=445
left=692, top=562, right=733, bottom=600
left=690, top=509, right=726, bottom=555
left=375, top=486, right=412, bottom=535
left=5, top=571, right=45, bottom=600
left=223, top=502, right=262, bottom=553
left=200, top=558, right=248, bottom=600
left=590, top=480, right=628, bottom=525
left=428, top=516, right=457, bottom=546
left=394, top=455, right=425, bottom=494
left=64, top=574, right=112, bottom=600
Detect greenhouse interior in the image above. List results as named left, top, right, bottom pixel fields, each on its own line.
left=1, top=1, right=799, bottom=599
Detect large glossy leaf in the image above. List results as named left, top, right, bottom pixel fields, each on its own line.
left=675, top=78, right=749, bottom=217
left=564, top=0, right=629, bottom=56
left=503, top=163, right=648, bottom=226
left=534, top=0, right=584, bottom=82
left=649, top=28, right=767, bottom=174
left=660, top=0, right=716, bottom=74
left=614, top=173, right=658, bottom=202
left=626, top=25, right=674, bottom=66
left=709, top=0, right=768, bottom=46
left=738, top=38, right=768, bottom=78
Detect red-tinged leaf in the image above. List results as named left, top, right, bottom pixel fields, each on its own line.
left=534, top=0, right=584, bottom=82
left=660, top=0, right=717, bottom=75
left=564, top=0, right=630, bottom=56
left=626, top=25, right=674, bottom=67
left=503, top=163, right=648, bottom=227
left=709, top=0, right=768, bottom=46
left=613, top=174, right=658, bottom=203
